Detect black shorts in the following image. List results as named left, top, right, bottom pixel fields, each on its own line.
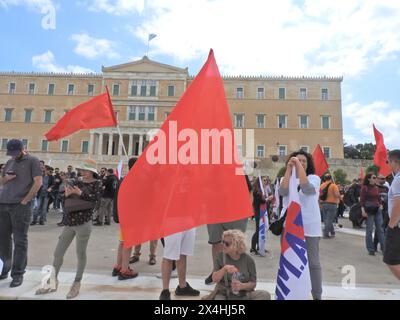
left=383, top=226, right=400, bottom=265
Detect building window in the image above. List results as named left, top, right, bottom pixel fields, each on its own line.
left=114, top=111, right=119, bottom=121
left=300, top=146, right=309, bottom=153
left=148, top=106, right=155, bottom=121
left=257, top=145, right=265, bottom=158
left=278, top=115, right=287, bottom=128
left=321, top=116, right=330, bottom=129
left=323, top=147, right=331, bottom=158
left=64, top=109, right=70, bottom=114
left=28, top=83, right=35, bottom=95
left=140, top=81, right=147, bottom=96
left=138, top=107, right=146, bottom=120
left=1, top=139, right=9, bottom=150
left=257, top=87, right=265, bottom=99
left=279, top=88, right=286, bottom=100
left=4, top=108, right=13, bottom=122
left=24, top=109, right=33, bottom=123
left=112, top=84, right=120, bottom=96
left=61, top=140, right=69, bottom=152
left=300, top=88, right=307, bottom=100
left=68, top=84, right=75, bottom=95
left=234, top=114, right=244, bottom=128
left=87, top=84, right=94, bottom=96
left=82, top=141, right=89, bottom=153
left=44, top=110, right=52, bottom=123
left=128, top=106, right=136, bottom=120
left=278, top=145, right=287, bottom=156
left=41, top=140, right=48, bottom=152
left=322, top=88, right=328, bottom=100
left=236, top=87, right=244, bottom=99
left=22, top=139, right=28, bottom=149
left=130, top=81, right=138, bottom=96
left=256, top=114, right=265, bottom=128
left=9, top=82, right=16, bottom=94
left=299, top=115, right=309, bottom=129
left=167, top=85, right=175, bottom=97
left=165, top=112, right=171, bottom=119
left=48, top=84, right=55, bottom=95
left=149, top=80, right=156, bottom=96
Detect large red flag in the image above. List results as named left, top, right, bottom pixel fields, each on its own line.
left=373, top=124, right=391, bottom=177
left=45, top=89, right=117, bottom=141
left=118, top=49, right=253, bottom=247
left=312, top=144, right=329, bottom=177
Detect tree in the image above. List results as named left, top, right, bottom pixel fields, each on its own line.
left=344, top=143, right=376, bottom=160
left=333, top=169, right=348, bottom=185
left=277, top=166, right=286, bottom=178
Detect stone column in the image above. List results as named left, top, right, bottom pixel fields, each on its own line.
left=128, top=134, right=134, bottom=156
left=107, top=133, right=113, bottom=156
left=89, top=132, right=94, bottom=155
left=98, top=133, right=103, bottom=155
left=138, top=134, right=144, bottom=155
left=118, top=133, right=123, bottom=156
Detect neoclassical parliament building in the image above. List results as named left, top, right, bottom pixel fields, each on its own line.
left=0, top=56, right=344, bottom=172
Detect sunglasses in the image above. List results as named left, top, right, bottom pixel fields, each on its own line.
left=222, top=240, right=231, bottom=247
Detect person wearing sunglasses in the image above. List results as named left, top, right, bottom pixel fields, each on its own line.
left=360, top=173, right=385, bottom=256
left=210, top=229, right=270, bottom=300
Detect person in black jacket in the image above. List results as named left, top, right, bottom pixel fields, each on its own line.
left=31, top=165, right=54, bottom=225
left=95, top=169, right=117, bottom=226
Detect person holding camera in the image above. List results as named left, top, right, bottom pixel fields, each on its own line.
left=0, top=139, right=42, bottom=288
left=360, top=173, right=385, bottom=256
left=35, top=159, right=101, bottom=299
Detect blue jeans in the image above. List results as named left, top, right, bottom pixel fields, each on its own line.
left=366, top=209, right=385, bottom=253
left=32, top=195, right=49, bottom=223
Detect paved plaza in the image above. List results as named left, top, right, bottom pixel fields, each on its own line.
left=0, top=210, right=399, bottom=300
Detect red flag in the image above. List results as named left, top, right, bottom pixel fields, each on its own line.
left=312, top=144, right=329, bottom=177
left=373, top=124, right=391, bottom=177
left=118, top=49, right=253, bottom=247
left=359, top=167, right=365, bottom=180
left=45, top=89, right=117, bottom=141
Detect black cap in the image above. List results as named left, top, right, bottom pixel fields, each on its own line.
left=6, top=139, right=23, bottom=157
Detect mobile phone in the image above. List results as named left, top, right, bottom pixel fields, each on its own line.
left=6, top=170, right=16, bottom=175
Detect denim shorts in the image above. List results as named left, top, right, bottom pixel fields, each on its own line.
left=383, top=226, right=400, bottom=265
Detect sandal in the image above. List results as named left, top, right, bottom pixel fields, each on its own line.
left=149, top=256, right=157, bottom=265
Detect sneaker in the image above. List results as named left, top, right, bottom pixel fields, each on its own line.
left=112, top=266, right=121, bottom=277
left=204, top=273, right=213, bottom=285
left=30, top=221, right=37, bottom=226
left=39, top=221, right=45, bottom=225
left=159, top=289, right=171, bottom=300
left=57, top=222, right=64, bottom=227
left=118, top=268, right=138, bottom=280
left=0, top=274, right=8, bottom=280
left=10, top=276, right=23, bottom=288
left=368, top=251, right=376, bottom=256
left=175, top=282, right=200, bottom=297
left=129, top=255, right=140, bottom=264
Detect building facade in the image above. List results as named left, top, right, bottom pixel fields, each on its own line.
left=0, top=56, right=343, bottom=171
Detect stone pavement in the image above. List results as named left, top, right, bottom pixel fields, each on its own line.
left=0, top=210, right=399, bottom=300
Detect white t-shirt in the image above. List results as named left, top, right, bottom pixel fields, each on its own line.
left=298, top=174, right=322, bottom=237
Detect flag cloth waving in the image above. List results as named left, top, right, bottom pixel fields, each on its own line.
left=118, top=49, right=253, bottom=247
left=312, top=144, right=329, bottom=177
left=45, top=89, right=117, bottom=141
left=116, top=160, right=123, bottom=179
left=275, top=167, right=311, bottom=300
left=373, top=124, right=391, bottom=177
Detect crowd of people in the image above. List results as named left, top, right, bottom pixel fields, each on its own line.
left=1, top=138, right=400, bottom=300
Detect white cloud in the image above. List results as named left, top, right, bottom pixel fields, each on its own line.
left=32, top=50, right=95, bottom=73
left=86, top=0, right=144, bottom=15
left=343, top=100, right=400, bottom=149
left=125, top=0, right=400, bottom=77
left=71, top=33, right=120, bottom=60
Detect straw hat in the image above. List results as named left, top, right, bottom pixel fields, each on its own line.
left=75, top=159, right=98, bottom=174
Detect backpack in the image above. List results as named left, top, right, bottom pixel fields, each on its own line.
left=343, top=187, right=355, bottom=207
left=319, top=182, right=332, bottom=201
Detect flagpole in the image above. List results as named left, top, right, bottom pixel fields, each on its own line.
left=117, top=125, right=130, bottom=163
left=146, top=39, right=150, bottom=57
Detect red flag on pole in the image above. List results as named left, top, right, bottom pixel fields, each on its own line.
left=312, top=144, right=329, bottom=177
left=373, top=124, right=391, bottom=177
left=118, top=49, right=253, bottom=247
left=359, top=167, right=365, bottom=180
left=45, top=88, right=117, bottom=141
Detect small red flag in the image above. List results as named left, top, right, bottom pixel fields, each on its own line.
left=45, top=89, right=117, bottom=141
left=359, top=167, right=365, bottom=180
left=118, top=49, right=253, bottom=247
left=312, top=144, right=329, bottom=177
left=373, top=124, right=391, bottom=177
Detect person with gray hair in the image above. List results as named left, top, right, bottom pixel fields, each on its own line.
left=384, top=150, right=400, bottom=280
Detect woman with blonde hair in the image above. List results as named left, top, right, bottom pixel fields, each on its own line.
left=210, top=229, right=270, bottom=300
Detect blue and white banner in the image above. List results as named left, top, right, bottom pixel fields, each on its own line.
left=258, top=202, right=267, bottom=256
left=275, top=168, right=311, bottom=300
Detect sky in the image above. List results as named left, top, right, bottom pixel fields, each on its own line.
left=1, top=0, right=399, bottom=149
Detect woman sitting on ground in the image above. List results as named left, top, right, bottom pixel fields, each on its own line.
left=210, top=229, right=270, bottom=300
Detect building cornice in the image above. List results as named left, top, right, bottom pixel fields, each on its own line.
left=189, top=75, right=343, bottom=81
left=0, top=71, right=102, bottom=78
